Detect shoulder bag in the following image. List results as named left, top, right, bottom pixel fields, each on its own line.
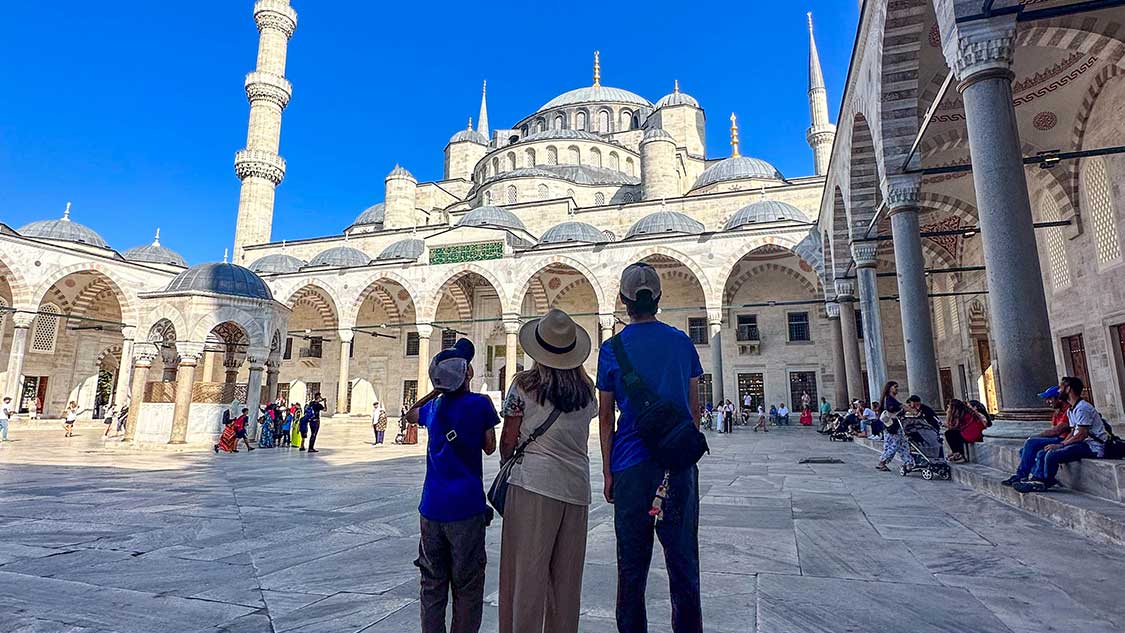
left=487, top=406, right=563, bottom=517
left=610, top=334, right=709, bottom=472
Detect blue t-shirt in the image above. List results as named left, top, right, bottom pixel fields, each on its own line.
left=417, top=392, right=500, bottom=522
left=596, top=321, right=704, bottom=473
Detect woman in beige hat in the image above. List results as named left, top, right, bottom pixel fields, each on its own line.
left=497, top=308, right=597, bottom=633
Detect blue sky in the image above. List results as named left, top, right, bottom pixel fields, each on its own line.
left=0, top=1, right=858, bottom=265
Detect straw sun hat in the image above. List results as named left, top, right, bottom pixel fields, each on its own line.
left=518, top=309, right=592, bottom=370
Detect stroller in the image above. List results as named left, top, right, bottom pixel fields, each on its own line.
left=828, top=414, right=855, bottom=442
left=900, top=416, right=951, bottom=480
left=393, top=416, right=408, bottom=444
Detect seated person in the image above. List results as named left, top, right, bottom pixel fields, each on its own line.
left=944, top=399, right=991, bottom=463
left=1001, top=385, right=1072, bottom=486
left=862, top=401, right=883, bottom=438
left=1010, top=377, right=1109, bottom=493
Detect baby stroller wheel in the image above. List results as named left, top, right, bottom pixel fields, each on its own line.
left=899, top=465, right=910, bottom=477
left=921, top=469, right=934, bottom=481
left=939, top=468, right=952, bottom=481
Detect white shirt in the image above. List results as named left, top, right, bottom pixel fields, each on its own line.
left=1068, top=399, right=1109, bottom=457
left=863, top=407, right=876, bottom=420
left=778, top=406, right=790, bottom=416
left=743, top=395, right=752, bottom=407
left=0, top=404, right=11, bottom=421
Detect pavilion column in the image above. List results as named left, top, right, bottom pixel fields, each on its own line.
left=169, top=343, right=203, bottom=445
left=503, top=319, right=520, bottom=392
left=123, top=351, right=155, bottom=443
left=946, top=17, right=1055, bottom=432
left=708, top=309, right=724, bottom=404
left=113, top=326, right=137, bottom=408
left=826, top=303, right=849, bottom=409
left=416, top=324, right=433, bottom=397
left=223, top=349, right=241, bottom=385
left=160, top=346, right=179, bottom=382
left=336, top=330, right=353, bottom=415
left=265, top=360, right=280, bottom=403
left=202, top=350, right=217, bottom=383
left=3, top=314, right=34, bottom=403
left=888, top=175, right=940, bottom=404
left=852, top=245, right=887, bottom=400
left=835, top=281, right=865, bottom=402
left=244, top=353, right=267, bottom=438
left=598, top=314, right=616, bottom=343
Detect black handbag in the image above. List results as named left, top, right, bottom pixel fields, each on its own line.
left=487, top=406, right=563, bottom=516
left=609, top=335, right=708, bottom=472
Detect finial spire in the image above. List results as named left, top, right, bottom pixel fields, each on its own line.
left=674, top=79, right=680, bottom=93
left=593, top=51, right=601, bottom=87
left=729, top=113, right=741, bottom=158
left=63, top=201, right=72, bottom=220
left=153, top=228, right=161, bottom=246
left=223, top=248, right=229, bottom=264
left=467, top=116, right=473, bottom=131
left=477, top=80, right=489, bottom=140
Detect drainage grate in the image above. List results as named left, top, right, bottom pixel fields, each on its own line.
left=799, top=457, right=845, bottom=464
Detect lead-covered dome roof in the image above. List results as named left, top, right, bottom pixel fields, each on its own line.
left=122, top=233, right=187, bottom=267
left=724, top=200, right=808, bottom=230
left=351, top=203, right=385, bottom=228
left=377, top=238, right=425, bottom=261
left=458, top=206, right=527, bottom=231
left=18, top=207, right=109, bottom=249
left=538, top=86, right=652, bottom=112
left=449, top=128, right=488, bottom=145
left=693, top=156, right=784, bottom=189
left=655, top=83, right=700, bottom=109
left=249, top=253, right=305, bottom=274
left=539, top=221, right=610, bottom=245
left=165, top=263, right=273, bottom=300
left=624, top=210, right=705, bottom=240
left=521, top=129, right=603, bottom=143
left=486, top=165, right=640, bottom=187
left=307, top=246, right=371, bottom=268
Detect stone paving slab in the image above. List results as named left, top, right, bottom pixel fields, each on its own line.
left=4, top=426, right=1125, bottom=631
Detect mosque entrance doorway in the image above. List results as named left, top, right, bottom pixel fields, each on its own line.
left=737, top=373, right=765, bottom=411
left=19, top=376, right=47, bottom=415
left=788, top=372, right=817, bottom=412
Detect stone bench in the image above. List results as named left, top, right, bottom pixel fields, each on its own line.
left=965, top=439, right=1125, bottom=504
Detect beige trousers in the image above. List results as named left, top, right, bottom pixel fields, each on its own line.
left=498, top=485, right=589, bottom=633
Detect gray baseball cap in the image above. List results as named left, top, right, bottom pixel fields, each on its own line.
left=619, top=263, right=662, bottom=301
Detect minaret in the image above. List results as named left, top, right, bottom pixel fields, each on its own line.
left=806, top=12, right=836, bottom=176
left=232, top=0, right=297, bottom=262
left=477, top=80, right=489, bottom=142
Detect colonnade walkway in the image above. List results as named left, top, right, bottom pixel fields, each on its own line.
left=1, top=425, right=1123, bottom=632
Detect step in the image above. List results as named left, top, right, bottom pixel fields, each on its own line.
left=965, top=439, right=1125, bottom=504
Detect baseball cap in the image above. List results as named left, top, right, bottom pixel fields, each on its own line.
left=428, top=338, right=476, bottom=392
left=619, top=263, right=662, bottom=301
left=1037, top=385, right=1060, bottom=399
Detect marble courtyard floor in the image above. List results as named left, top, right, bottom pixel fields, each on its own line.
left=2, top=423, right=1124, bottom=633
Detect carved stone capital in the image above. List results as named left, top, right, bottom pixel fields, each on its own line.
left=885, top=174, right=922, bottom=214
left=11, top=313, right=36, bottom=329
left=132, top=350, right=157, bottom=367
left=254, top=0, right=297, bottom=38
left=175, top=341, right=206, bottom=365
left=502, top=320, right=521, bottom=336
left=598, top=314, right=616, bottom=331
left=120, top=325, right=138, bottom=340
left=825, top=302, right=841, bottom=319
left=245, top=71, right=292, bottom=109
left=223, top=356, right=244, bottom=371
left=266, top=359, right=282, bottom=371
left=707, top=309, right=723, bottom=326
left=946, top=17, right=1016, bottom=85
left=415, top=324, right=434, bottom=339
left=338, top=329, right=355, bottom=344
left=851, top=244, right=879, bottom=269
left=235, top=149, right=286, bottom=185
left=834, top=280, right=856, bottom=299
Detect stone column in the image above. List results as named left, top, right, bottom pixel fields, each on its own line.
left=416, top=324, right=433, bottom=396
left=946, top=17, right=1056, bottom=431
left=826, top=303, right=849, bottom=409
left=3, top=313, right=34, bottom=402
left=265, top=359, right=281, bottom=403
left=169, top=343, right=203, bottom=445
left=887, top=175, right=940, bottom=404
left=202, top=350, right=217, bottom=383
left=244, top=353, right=267, bottom=438
left=113, top=326, right=137, bottom=408
left=708, top=309, right=724, bottom=404
left=223, top=353, right=241, bottom=384
left=852, top=245, right=887, bottom=400
left=123, top=351, right=155, bottom=443
left=336, top=330, right=353, bottom=415
left=835, top=280, right=865, bottom=401
left=598, top=314, right=616, bottom=343
left=503, top=319, right=520, bottom=392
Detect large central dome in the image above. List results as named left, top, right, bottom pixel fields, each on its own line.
left=537, top=86, right=651, bottom=113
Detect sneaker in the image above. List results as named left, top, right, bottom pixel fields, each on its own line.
left=247, top=447, right=255, bottom=451
left=308, top=448, right=319, bottom=453
left=299, top=447, right=306, bottom=451
left=1013, top=480, right=1047, bottom=494
left=1001, top=475, right=1022, bottom=487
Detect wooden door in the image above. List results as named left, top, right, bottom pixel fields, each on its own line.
left=939, top=368, right=955, bottom=408
left=976, top=339, right=997, bottom=413
left=1064, top=334, right=1094, bottom=404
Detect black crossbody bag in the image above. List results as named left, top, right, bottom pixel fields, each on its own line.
left=487, top=407, right=563, bottom=516
left=610, top=334, right=709, bottom=472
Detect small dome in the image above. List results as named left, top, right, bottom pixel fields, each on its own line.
left=386, top=165, right=416, bottom=181
left=19, top=206, right=109, bottom=249
left=724, top=200, right=809, bottom=230
left=458, top=206, right=527, bottom=231
left=641, top=127, right=675, bottom=143
left=538, top=86, right=652, bottom=112
left=624, top=210, right=705, bottom=240
left=307, top=246, right=371, bottom=268
left=165, top=263, right=272, bottom=300
left=352, top=203, right=385, bottom=227
left=122, top=232, right=187, bottom=267
left=539, top=221, right=610, bottom=245
left=655, top=85, right=700, bottom=109
left=520, top=129, right=604, bottom=143
left=693, top=156, right=784, bottom=190
left=449, top=128, right=488, bottom=145
left=377, top=238, right=425, bottom=261
left=249, top=253, right=305, bottom=274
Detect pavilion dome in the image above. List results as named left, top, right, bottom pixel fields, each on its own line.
left=624, top=210, right=705, bottom=240
left=18, top=206, right=109, bottom=249
left=458, top=206, right=527, bottom=231
left=539, top=221, right=610, bottom=245
left=693, top=156, right=784, bottom=189
left=377, top=238, right=425, bottom=261
left=165, top=263, right=273, bottom=300
left=249, top=253, right=305, bottom=274
left=724, top=200, right=808, bottom=230
left=122, top=231, right=187, bottom=267
left=307, top=246, right=371, bottom=268
left=537, top=85, right=651, bottom=112
left=386, top=165, right=415, bottom=181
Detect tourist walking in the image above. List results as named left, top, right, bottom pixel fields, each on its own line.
left=0, top=396, right=12, bottom=443
left=405, top=338, right=499, bottom=633
left=597, top=263, right=705, bottom=633
left=742, top=392, right=753, bottom=423
left=372, top=400, right=388, bottom=446
left=63, top=401, right=78, bottom=437
left=300, top=393, right=325, bottom=453
left=876, top=381, right=910, bottom=471
left=102, top=404, right=116, bottom=437
left=497, top=309, right=597, bottom=633
left=754, top=404, right=768, bottom=432
left=115, top=399, right=129, bottom=436
left=214, top=408, right=246, bottom=453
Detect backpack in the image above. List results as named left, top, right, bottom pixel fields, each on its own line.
left=968, top=400, right=994, bottom=428
left=1097, top=418, right=1125, bottom=460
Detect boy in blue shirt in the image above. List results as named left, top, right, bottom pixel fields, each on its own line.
left=405, top=338, right=498, bottom=633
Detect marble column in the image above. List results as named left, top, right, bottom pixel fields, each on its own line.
left=336, top=330, right=353, bottom=415
left=503, top=319, right=520, bottom=391
left=835, top=280, right=865, bottom=402
left=169, top=343, right=203, bottom=445
left=113, top=326, right=137, bottom=408
left=888, top=175, right=940, bottom=404
left=416, top=324, right=433, bottom=397
left=598, top=314, right=616, bottom=343
left=708, top=309, right=724, bottom=404
left=202, top=349, right=216, bottom=383
left=3, top=313, right=34, bottom=402
left=123, top=351, right=155, bottom=443
left=223, top=354, right=241, bottom=384
left=852, top=245, right=887, bottom=401
left=265, top=360, right=280, bottom=403
left=244, top=354, right=267, bottom=438
left=826, top=303, right=849, bottom=409
left=947, top=17, right=1056, bottom=430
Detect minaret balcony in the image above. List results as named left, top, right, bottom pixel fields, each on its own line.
left=254, top=0, right=297, bottom=37
left=235, top=149, right=287, bottom=185
left=245, top=72, right=292, bottom=109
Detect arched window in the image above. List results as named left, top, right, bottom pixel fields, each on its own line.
left=1041, top=195, right=1071, bottom=290
left=536, top=118, right=546, bottom=132
left=506, top=185, right=518, bottom=204
left=620, top=110, right=632, bottom=130
left=623, top=192, right=635, bottom=203
left=632, top=114, right=640, bottom=130
left=538, top=184, right=549, bottom=200
left=31, top=303, right=60, bottom=353
left=546, top=146, right=558, bottom=165
left=506, top=152, right=516, bottom=171
left=625, top=157, right=635, bottom=177
left=576, top=111, right=587, bottom=131
left=1083, top=157, right=1122, bottom=266
left=525, top=148, right=536, bottom=167
left=568, top=146, right=580, bottom=165
left=949, top=296, right=960, bottom=334
left=608, top=152, right=620, bottom=171
left=934, top=294, right=947, bottom=339
left=590, top=148, right=603, bottom=168
left=554, top=114, right=565, bottom=130
left=598, top=109, right=611, bottom=133
left=492, top=157, right=499, bottom=175
left=594, top=192, right=605, bottom=205
left=484, top=190, right=492, bottom=205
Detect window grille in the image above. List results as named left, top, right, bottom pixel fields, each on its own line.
left=1041, top=195, right=1071, bottom=289
left=568, top=147, right=580, bottom=164
left=546, top=147, right=558, bottom=165
left=31, top=304, right=60, bottom=353
left=1084, top=157, right=1122, bottom=266
left=405, top=332, right=420, bottom=357
left=538, top=184, right=549, bottom=200
left=609, top=152, right=620, bottom=171
left=736, top=314, right=759, bottom=342
left=594, top=192, right=605, bottom=205
left=441, top=329, right=457, bottom=350
left=688, top=317, right=708, bottom=345
left=506, top=186, right=518, bottom=204
left=787, top=312, right=810, bottom=342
